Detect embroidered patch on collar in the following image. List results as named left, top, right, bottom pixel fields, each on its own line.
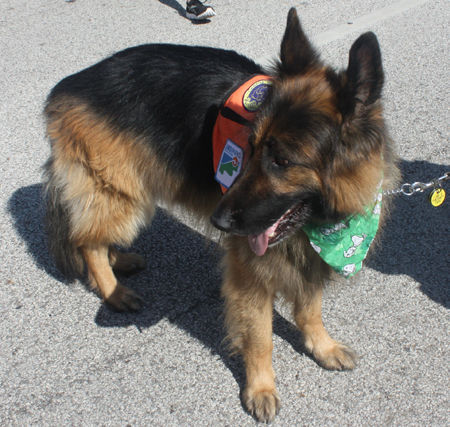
left=243, top=79, right=273, bottom=112
left=302, top=191, right=382, bottom=278
left=215, top=139, right=244, bottom=190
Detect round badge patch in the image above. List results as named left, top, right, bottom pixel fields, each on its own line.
left=243, top=79, right=273, bottom=112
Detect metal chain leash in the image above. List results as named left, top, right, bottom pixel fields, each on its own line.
left=383, top=171, right=450, bottom=207
left=383, top=172, right=450, bottom=196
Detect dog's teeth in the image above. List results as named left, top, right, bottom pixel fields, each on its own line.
left=269, top=232, right=275, bottom=238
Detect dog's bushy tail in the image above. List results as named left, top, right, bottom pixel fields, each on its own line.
left=43, top=158, right=84, bottom=281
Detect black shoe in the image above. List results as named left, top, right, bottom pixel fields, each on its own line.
left=186, top=0, right=216, bottom=20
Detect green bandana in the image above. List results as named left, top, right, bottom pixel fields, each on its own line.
left=302, top=191, right=382, bottom=278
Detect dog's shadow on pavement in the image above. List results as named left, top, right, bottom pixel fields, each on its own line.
left=7, top=185, right=301, bottom=389
left=367, top=159, right=450, bottom=308
left=89, top=209, right=303, bottom=390
left=7, top=159, right=450, bottom=388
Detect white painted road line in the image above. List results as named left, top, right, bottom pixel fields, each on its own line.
left=257, top=0, right=431, bottom=65
left=313, top=0, right=431, bottom=45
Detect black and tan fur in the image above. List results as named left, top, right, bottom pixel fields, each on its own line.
left=44, top=8, right=400, bottom=423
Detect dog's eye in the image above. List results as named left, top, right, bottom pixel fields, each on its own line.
left=272, top=156, right=289, bottom=167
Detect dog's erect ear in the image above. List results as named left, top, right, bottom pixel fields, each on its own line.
left=340, top=32, right=384, bottom=118
left=278, top=8, right=321, bottom=76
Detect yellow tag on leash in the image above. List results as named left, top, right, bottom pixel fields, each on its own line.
left=428, top=188, right=446, bottom=207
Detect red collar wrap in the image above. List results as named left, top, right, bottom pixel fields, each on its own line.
left=213, top=75, right=272, bottom=193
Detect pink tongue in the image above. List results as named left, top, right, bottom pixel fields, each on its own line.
left=248, top=219, right=281, bottom=257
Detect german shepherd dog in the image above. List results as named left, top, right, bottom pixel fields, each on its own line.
left=44, top=8, right=399, bottom=423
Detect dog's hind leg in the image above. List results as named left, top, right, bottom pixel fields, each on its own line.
left=294, top=287, right=358, bottom=370
left=72, top=189, right=151, bottom=312
left=82, top=245, right=144, bottom=312
left=70, top=182, right=152, bottom=312
left=44, top=99, right=157, bottom=312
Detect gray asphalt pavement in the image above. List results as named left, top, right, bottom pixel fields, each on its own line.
left=1, top=1, right=450, bottom=426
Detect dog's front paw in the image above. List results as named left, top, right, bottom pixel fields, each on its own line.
left=243, top=387, right=281, bottom=423
left=310, top=339, right=358, bottom=371
left=104, top=284, right=144, bottom=312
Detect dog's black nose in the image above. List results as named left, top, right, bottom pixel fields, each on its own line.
left=210, top=208, right=234, bottom=232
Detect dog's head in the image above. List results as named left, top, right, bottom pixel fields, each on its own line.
left=211, top=8, right=388, bottom=256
